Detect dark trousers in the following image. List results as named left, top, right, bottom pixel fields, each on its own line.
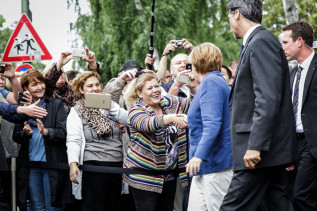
left=81, top=161, right=122, bottom=211
left=0, top=175, right=10, bottom=211
left=220, top=165, right=292, bottom=211
left=130, top=179, right=177, bottom=211
left=293, top=138, right=317, bottom=211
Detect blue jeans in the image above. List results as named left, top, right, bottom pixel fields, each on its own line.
left=28, top=168, right=63, bottom=211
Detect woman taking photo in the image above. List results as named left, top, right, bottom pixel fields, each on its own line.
left=186, top=43, right=233, bottom=211
left=13, top=69, right=72, bottom=211
left=123, top=73, right=189, bottom=211
left=66, top=71, right=126, bottom=211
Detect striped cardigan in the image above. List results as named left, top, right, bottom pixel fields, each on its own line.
left=123, top=94, right=190, bottom=193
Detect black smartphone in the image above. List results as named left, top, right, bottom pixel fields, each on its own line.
left=186, top=63, right=192, bottom=71
left=0, top=66, right=5, bottom=74
left=17, top=91, right=25, bottom=102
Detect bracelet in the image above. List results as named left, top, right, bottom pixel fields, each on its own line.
left=161, top=53, right=169, bottom=57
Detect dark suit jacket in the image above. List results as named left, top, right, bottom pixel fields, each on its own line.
left=229, top=26, right=297, bottom=171
left=290, top=53, right=317, bottom=158
left=161, top=80, right=188, bottom=98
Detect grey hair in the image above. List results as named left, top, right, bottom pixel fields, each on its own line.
left=227, top=0, right=262, bottom=24
left=170, top=53, right=188, bottom=67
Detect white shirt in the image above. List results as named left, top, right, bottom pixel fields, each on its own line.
left=243, top=24, right=261, bottom=46
left=160, top=85, right=190, bottom=97
left=293, top=51, right=315, bottom=132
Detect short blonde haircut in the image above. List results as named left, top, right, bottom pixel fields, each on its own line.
left=71, top=71, right=102, bottom=97
left=124, top=73, right=157, bottom=107
left=190, top=42, right=223, bottom=74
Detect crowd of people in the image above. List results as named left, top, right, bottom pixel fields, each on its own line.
left=0, top=0, right=316, bottom=210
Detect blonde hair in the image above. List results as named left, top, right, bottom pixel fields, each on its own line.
left=190, top=42, right=223, bottom=74
left=124, top=73, right=157, bottom=107
left=71, top=71, right=102, bottom=97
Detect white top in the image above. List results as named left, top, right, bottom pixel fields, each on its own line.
left=293, top=51, right=315, bottom=132
left=160, top=85, right=190, bottom=97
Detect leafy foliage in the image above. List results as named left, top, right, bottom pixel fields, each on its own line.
left=68, top=0, right=317, bottom=82
left=262, top=0, right=317, bottom=39
left=68, top=0, right=242, bottom=82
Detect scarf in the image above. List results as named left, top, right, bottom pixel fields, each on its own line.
left=27, top=95, right=47, bottom=127
left=164, top=124, right=178, bottom=170
left=76, top=99, right=111, bottom=135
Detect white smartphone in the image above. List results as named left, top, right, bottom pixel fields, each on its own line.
left=71, top=48, right=86, bottom=57
left=178, top=73, right=191, bottom=84
left=85, top=93, right=111, bottom=109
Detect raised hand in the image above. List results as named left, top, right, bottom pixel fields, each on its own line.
left=82, top=47, right=97, bottom=69
left=21, top=91, right=32, bottom=106
left=182, top=38, right=194, bottom=52
left=162, top=40, right=177, bottom=56
left=145, top=54, right=155, bottom=69
left=36, top=119, right=48, bottom=136
left=23, top=121, right=33, bottom=136
left=57, top=51, right=73, bottom=71
left=1, top=64, right=15, bottom=79
left=119, top=69, right=138, bottom=82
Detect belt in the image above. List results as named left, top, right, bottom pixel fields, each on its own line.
left=296, top=133, right=305, bottom=140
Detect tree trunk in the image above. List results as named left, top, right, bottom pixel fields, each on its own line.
left=282, top=0, right=299, bottom=24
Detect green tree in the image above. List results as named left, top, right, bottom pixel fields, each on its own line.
left=263, top=0, right=317, bottom=39
left=68, top=0, right=242, bottom=82
left=69, top=0, right=316, bottom=82
left=0, top=15, right=14, bottom=61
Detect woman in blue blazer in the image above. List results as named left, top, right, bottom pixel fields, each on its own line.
left=186, top=43, right=233, bottom=211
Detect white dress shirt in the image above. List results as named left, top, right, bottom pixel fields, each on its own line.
left=243, top=24, right=261, bottom=46
left=293, top=51, right=315, bottom=132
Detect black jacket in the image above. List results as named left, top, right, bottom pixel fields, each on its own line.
left=13, top=96, right=72, bottom=209
left=229, top=26, right=297, bottom=171
left=290, top=54, right=317, bottom=158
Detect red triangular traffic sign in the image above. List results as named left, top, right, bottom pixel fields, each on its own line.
left=2, top=14, right=52, bottom=62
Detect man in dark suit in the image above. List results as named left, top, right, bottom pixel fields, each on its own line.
left=220, top=0, right=297, bottom=210
left=282, top=20, right=317, bottom=211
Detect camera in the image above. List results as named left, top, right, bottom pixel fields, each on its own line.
left=0, top=66, right=5, bottom=74
left=17, top=91, right=25, bottom=102
left=85, top=93, right=111, bottom=109
left=186, top=63, right=192, bottom=71
left=174, top=40, right=184, bottom=49
left=135, top=70, right=144, bottom=78
left=71, top=48, right=86, bottom=57
left=178, top=74, right=191, bottom=84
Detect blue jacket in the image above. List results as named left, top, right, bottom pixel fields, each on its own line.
left=0, top=102, right=26, bottom=124
left=187, top=71, right=232, bottom=175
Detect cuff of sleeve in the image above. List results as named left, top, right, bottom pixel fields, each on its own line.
left=44, top=128, right=54, bottom=140
left=116, top=78, right=127, bottom=87
left=157, top=115, right=165, bottom=129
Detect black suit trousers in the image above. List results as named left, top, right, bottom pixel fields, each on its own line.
left=293, top=138, right=317, bottom=211
left=220, top=166, right=292, bottom=211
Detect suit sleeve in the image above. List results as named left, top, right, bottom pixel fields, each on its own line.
left=248, top=36, right=283, bottom=151
left=194, top=78, right=223, bottom=160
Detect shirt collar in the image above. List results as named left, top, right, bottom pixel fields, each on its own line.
left=243, top=24, right=261, bottom=46
left=299, top=51, right=315, bottom=70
